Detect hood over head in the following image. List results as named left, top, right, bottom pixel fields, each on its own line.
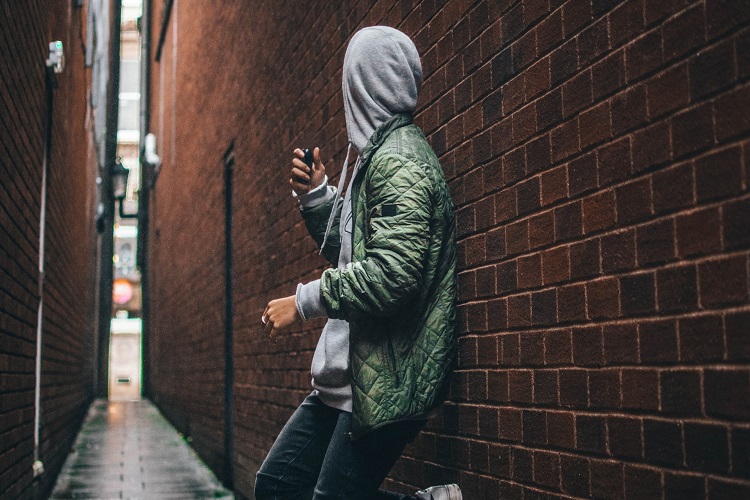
left=343, top=26, right=422, bottom=152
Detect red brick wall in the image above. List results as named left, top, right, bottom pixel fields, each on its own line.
left=147, top=1, right=750, bottom=498
left=0, top=1, right=98, bottom=499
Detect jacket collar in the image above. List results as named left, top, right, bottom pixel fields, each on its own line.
left=359, top=113, right=413, bottom=167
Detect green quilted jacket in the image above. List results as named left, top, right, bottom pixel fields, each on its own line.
left=301, top=113, right=457, bottom=439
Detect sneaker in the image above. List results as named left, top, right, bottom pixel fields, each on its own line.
left=414, top=483, right=462, bottom=500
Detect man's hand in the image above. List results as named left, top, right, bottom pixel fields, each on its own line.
left=290, top=147, right=326, bottom=196
left=262, top=295, right=301, bottom=339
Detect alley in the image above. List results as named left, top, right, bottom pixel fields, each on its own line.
left=49, top=400, right=233, bottom=500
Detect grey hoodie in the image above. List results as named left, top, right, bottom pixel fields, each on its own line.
left=295, top=26, right=422, bottom=411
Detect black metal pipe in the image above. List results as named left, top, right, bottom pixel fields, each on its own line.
left=223, top=144, right=235, bottom=488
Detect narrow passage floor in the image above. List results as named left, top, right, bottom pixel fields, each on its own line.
left=50, top=399, right=233, bottom=499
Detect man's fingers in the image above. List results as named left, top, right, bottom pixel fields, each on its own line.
left=291, top=166, right=310, bottom=182
left=313, top=147, right=321, bottom=167
left=292, top=158, right=311, bottom=172
left=293, top=148, right=304, bottom=158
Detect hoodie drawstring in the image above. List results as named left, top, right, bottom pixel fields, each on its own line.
left=320, top=143, right=359, bottom=254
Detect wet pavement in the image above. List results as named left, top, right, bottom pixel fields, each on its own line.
left=50, top=399, right=234, bottom=499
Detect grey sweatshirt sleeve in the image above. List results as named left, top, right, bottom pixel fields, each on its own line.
left=293, top=175, right=335, bottom=208
left=295, top=280, right=327, bottom=321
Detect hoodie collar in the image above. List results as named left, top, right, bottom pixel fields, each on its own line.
left=359, top=113, right=413, bottom=168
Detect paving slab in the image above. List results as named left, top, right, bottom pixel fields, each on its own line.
left=50, top=399, right=233, bottom=500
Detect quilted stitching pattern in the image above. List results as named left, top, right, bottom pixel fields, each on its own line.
left=302, top=114, right=457, bottom=439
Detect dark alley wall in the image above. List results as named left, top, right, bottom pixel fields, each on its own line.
left=0, top=2, right=99, bottom=499
left=146, top=0, right=750, bottom=498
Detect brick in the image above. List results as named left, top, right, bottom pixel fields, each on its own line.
left=598, top=136, right=632, bottom=186
left=509, top=370, right=534, bottom=404
left=706, top=0, right=750, bottom=39
left=676, top=208, right=721, bottom=257
left=582, top=190, right=616, bottom=233
left=601, top=229, right=636, bottom=273
left=551, top=38, right=579, bottom=86
left=663, top=4, right=706, bottom=62
left=603, top=323, right=639, bottom=364
left=533, top=450, right=561, bottom=490
left=637, top=218, right=676, bottom=266
left=679, top=315, right=724, bottom=363
left=731, top=427, right=750, bottom=478
left=699, top=255, right=749, bottom=307
left=506, top=219, right=529, bottom=255
left=620, top=272, right=656, bottom=316
left=626, top=29, right=664, bottom=81
left=562, top=69, right=593, bottom=117
left=632, top=120, right=671, bottom=173
left=609, top=0, right=645, bottom=47
left=560, top=369, right=588, bottom=407
left=579, top=101, right=612, bottom=149
left=624, top=465, right=662, bottom=500
left=525, top=56, right=551, bottom=100
left=647, top=64, right=689, bottom=119
left=608, top=416, right=643, bottom=459
left=644, top=0, right=692, bottom=25
left=528, top=210, right=556, bottom=249
left=545, top=329, right=573, bottom=365
left=672, top=102, right=715, bottom=159
left=488, top=370, right=510, bottom=403
left=488, top=298, right=508, bottom=331
left=661, top=369, right=702, bottom=415
left=652, top=161, right=694, bottom=215
left=726, top=311, right=750, bottom=361
left=644, top=418, right=683, bottom=466
left=588, top=368, right=621, bottom=408
left=508, top=294, right=532, bottom=328
left=547, top=411, right=576, bottom=449
left=554, top=201, right=583, bottom=241
left=486, top=227, right=506, bottom=260
left=568, top=152, right=598, bottom=196
left=616, top=177, right=652, bottom=224
left=685, top=423, right=730, bottom=473
left=532, top=289, right=558, bottom=326
left=542, top=246, right=570, bottom=285
left=695, top=145, right=743, bottom=202
left=534, top=369, right=558, bottom=405
left=590, top=459, right=624, bottom=499
left=502, top=146, right=526, bottom=184
left=517, top=177, right=541, bottom=215
left=512, top=447, right=534, bottom=483
left=561, top=454, right=590, bottom=497
left=723, top=197, right=750, bottom=250
left=586, top=278, right=619, bottom=320
left=705, top=369, right=750, bottom=419
left=573, top=326, right=604, bottom=366
left=611, top=84, right=647, bottom=136
left=639, top=320, right=679, bottom=363
left=537, top=9, right=563, bottom=54
left=523, top=409, right=548, bottom=445
left=708, top=478, right=750, bottom=499
left=622, top=369, right=659, bottom=411
left=551, top=119, right=580, bottom=163
left=521, top=331, right=546, bottom=364
left=570, top=238, right=600, bottom=279
left=541, top=165, right=568, bottom=205
left=526, top=135, right=551, bottom=177
left=592, top=50, right=625, bottom=100
left=577, top=414, right=606, bottom=453
left=518, top=253, right=542, bottom=289
left=536, top=87, right=563, bottom=131
left=665, top=473, right=706, bottom=500
left=657, top=264, right=698, bottom=313
left=690, top=38, right=736, bottom=101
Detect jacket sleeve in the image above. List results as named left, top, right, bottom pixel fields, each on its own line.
left=300, top=190, right=342, bottom=266
left=319, top=153, right=431, bottom=324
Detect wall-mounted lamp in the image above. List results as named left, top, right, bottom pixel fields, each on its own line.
left=111, top=157, right=138, bottom=219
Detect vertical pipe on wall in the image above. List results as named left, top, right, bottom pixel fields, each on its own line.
left=138, top=0, right=152, bottom=399
left=33, top=66, right=56, bottom=478
left=223, top=144, right=235, bottom=489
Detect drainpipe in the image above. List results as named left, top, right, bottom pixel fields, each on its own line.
left=97, top=0, right=122, bottom=398
left=33, top=40, right=64, bottom=481
left=138, top=0, right=152, bottom=399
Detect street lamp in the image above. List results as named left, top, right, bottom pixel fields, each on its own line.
left=111, top=157, right=138, bottom=219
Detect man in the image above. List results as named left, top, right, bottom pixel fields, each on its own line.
left=257, top=26, right=460, bottom=500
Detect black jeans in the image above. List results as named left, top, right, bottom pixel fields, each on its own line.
left=255, top=394, right=424, bottom=500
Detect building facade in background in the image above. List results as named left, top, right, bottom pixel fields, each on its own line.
left=144, top=1, right=750, bottom=498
